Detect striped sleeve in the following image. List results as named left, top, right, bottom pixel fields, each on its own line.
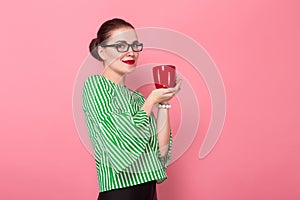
left=82, top=76, right=152, bottom=173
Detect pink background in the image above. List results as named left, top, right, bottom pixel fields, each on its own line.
left=1, top=0, right=299, bottom=199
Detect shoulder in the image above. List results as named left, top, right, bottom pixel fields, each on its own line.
left=83, top=75, right=114, bottom=95
left=83, top=75, right=101, bottom=88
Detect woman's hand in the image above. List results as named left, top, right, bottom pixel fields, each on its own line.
left=148, top=74, right=182, bottom=105
left=141, top=75, right=182, bottom=116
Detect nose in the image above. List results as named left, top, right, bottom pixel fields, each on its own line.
left=126, top=48, right=136, bottom=57
left=127, top=49, right=134, bottom=55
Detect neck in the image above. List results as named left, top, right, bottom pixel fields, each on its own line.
left=102, top=67, right=126, bottom=86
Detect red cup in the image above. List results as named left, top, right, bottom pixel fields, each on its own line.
left=152, top=65, right=176, bottom=88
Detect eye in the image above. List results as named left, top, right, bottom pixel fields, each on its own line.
left=133, top=42, right=143, bottom=50
left=116, top=43, right=127, bottom=49
left=132, top=42, right=137, bottom=47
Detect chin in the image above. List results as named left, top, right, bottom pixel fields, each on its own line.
left=126, top=66, right=137, bottom=74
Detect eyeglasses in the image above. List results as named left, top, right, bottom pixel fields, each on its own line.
left=100, top=41, right=143, bottom=52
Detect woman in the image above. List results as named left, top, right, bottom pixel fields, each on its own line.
left=82, top=18, right=181, bottom=200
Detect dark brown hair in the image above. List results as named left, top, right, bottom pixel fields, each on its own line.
left=89, top=18, right=135, bottom=61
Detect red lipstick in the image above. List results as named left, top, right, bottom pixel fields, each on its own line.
left=122, top=60, right=135, bottom=65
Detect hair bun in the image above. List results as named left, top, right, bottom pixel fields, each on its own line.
left=89, top=38, right=102, bottom=61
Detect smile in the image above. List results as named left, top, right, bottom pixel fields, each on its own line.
left=122, top=60, right=135, bottom=65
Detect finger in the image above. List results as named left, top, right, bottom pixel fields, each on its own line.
left=175, top=87, right=181, bottom=94
left=173, top=75, right=179, bottom=87
left=173, top=80, right=182, bottom=94
left=156, top=88, right=172, bottom=94
left=162, top=93, right=174, bottom=99
left=174, top=75, right=181, bottom=84
left=174, top=79, right=182, bottom=90
left=176, top=74, right=182, bottom=82
left=165, top=87, right=176, bottom=93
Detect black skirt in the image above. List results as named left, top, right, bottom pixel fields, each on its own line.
left=97, top=180, right=157, bottom=200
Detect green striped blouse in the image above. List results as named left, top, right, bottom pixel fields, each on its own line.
left=82, top=74, right=172, bottom=192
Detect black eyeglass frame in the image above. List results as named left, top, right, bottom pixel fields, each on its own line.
left=100, top=42, right=144, bottom=52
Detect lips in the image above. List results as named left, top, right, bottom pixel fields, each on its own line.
left=122, top=60, right=135, bottom=65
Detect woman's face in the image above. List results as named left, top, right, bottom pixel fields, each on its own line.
left=99, top=27, right=140, bottom=75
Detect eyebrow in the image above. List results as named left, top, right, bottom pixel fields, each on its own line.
left=114, top=40, right=138, bottom=43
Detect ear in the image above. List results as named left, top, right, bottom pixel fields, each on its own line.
left=97, top=46, right=106, bottom=60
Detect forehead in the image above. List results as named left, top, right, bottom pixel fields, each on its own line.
left=108, top=28, right=138, bottom=43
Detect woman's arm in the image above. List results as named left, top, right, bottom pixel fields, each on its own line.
left=156, top=104, right=171, bottom=157
left=142, top=76, right=181, bottom=158
left=82, top=76, right=153, bottom=173
left=141, top=93, right=172, bottom=158
left=140, top=98, right=155, bottom=116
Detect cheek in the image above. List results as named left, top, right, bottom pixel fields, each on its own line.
left=106, top=51, right=122, bottom=62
